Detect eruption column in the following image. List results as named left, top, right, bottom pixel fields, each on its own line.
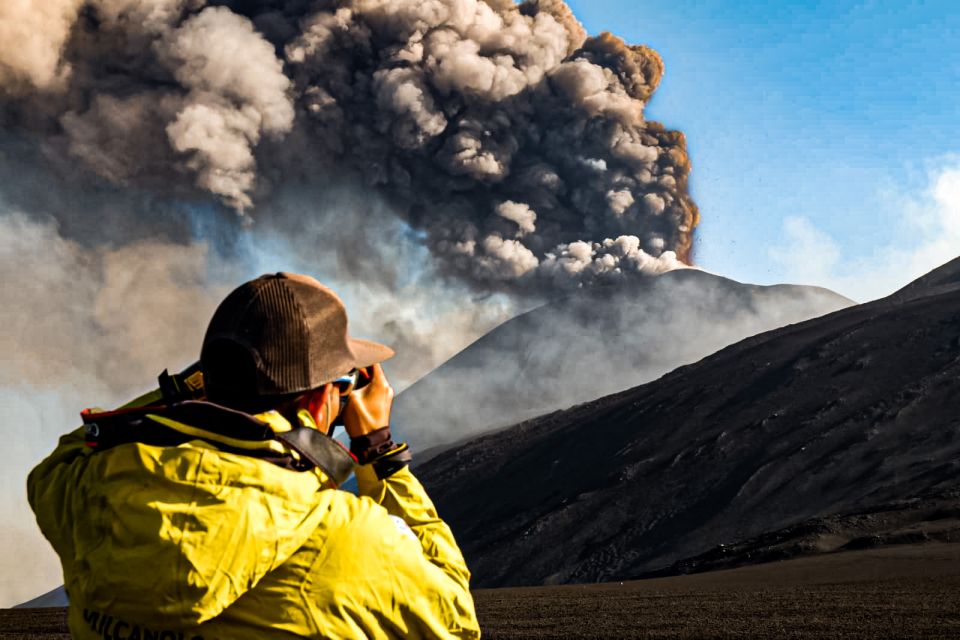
left=0, top=0, right=700, bottom=295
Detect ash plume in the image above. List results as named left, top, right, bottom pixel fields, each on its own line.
left=1, top=0, right=700, bottom=294
left=0, top=0, right=87, bottom=96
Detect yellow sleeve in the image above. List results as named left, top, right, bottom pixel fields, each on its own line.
left=355, top=464, right=478, bottom=627
left=26, top=427, right=90, bottom=562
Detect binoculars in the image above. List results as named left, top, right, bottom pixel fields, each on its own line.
left=332, top=367, right=374, bottom=397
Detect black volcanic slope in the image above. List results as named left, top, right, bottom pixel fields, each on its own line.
left=658, top=489, right=960, bottom=577
left=394, top=268, right=849, bottom=450
left=417, top=259, right=960, bottom=588
left=893, top=255, right=960, bottom=301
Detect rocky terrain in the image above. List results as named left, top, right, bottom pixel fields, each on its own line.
left=417, top=257, right=960, bottom=587
left=474, top=542, right=960, bottom=639
left=394, top=268, right=851, bottom=451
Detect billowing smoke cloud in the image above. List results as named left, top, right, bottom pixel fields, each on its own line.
left=1, top=0, right=699, bottom=293
left=52, top=1, right=295, bottom=210
left=0, top=0, right=83, bottom=95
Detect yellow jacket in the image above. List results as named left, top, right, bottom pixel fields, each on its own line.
left=27, top=403, right=480, bottom=639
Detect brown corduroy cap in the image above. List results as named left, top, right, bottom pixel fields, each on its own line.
left=201, top=273, right=394, bottom=408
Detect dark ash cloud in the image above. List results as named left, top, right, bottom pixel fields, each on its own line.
left=1, top=0, right=700, bottom=295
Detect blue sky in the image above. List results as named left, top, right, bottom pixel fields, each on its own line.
left=567, top=0, right=960, bottom=299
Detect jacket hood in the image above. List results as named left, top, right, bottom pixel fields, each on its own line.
left=61, top=412, right=333, bottom=628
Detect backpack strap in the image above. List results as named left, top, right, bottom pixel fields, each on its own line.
left=82, top=401, right=355, bottom=487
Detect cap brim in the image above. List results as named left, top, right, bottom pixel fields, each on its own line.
left=348, top=338, right=395, bottom=370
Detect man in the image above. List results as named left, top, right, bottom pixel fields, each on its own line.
left=28, top=272, right=481, bottom=639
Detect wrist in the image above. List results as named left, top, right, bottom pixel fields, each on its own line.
left=350, top=427, right=412, bottom=479
left=349, top=426, right=397, bottom=463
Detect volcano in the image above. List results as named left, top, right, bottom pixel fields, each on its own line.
left=415, top=257, right=960, bottom=588
left=393, top=268, right=851, bottom=451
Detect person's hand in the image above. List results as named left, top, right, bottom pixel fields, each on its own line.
left=342, top=363, right=394, bottom=439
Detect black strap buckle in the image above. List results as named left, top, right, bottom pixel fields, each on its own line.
left=158, top=362, right=206, bottom=404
